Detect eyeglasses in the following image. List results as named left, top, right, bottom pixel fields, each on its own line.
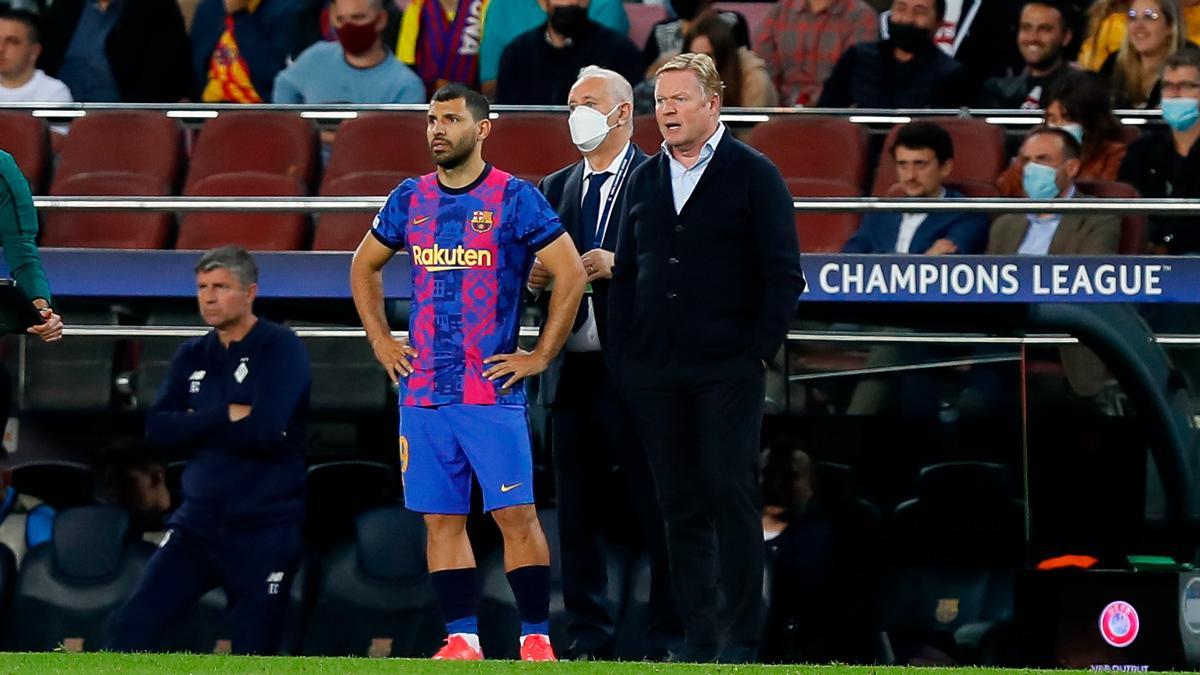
left=1127, top=8, right=1163, bottom=21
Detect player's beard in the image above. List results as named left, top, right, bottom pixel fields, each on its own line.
left=431, top=135, right=477, bottom=170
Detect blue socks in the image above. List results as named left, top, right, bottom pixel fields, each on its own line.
left=430, top=567, right=479, bottom=635
left=506, top=564, right=550, bottom=635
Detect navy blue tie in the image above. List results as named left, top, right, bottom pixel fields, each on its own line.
left=574, top=171, right=611, bottom=332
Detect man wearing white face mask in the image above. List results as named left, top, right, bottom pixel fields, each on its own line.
left=988, top=126, right=1120, bottom=256
left=1120, top=49, right=1200, bottom=254
left=528, top=66, right=680, bottom=661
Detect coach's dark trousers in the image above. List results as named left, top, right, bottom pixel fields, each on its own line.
left=109, top=523, right=301, bottom=655
left=553, top=351, right=680, bottom=657
left=619, top=353, right=766, bottom=660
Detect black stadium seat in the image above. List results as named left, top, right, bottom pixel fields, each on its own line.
left=1, top=505, right=152, bottom=651
left=11, top=461, right=96, bottom=509
left=305, top=461, right=399, bottom=552
left=300, top=505, right=442, bottom=657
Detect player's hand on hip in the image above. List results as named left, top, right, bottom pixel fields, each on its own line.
left=581, top=248, right=614, bottom=281
left=527, top=258, right=552, bottom=290
left=371, top=335, right=418, bottom=383
left=27, top=306, right=63, bottom=343
left=483, top=349, right=548, bottom=390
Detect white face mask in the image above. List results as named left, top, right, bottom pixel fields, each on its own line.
left=568, top=103, right=622, bottom=152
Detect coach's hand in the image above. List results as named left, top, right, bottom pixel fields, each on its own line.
left=27, top=306, right=62, bottom=343
left=228, top=404, right=252, bottom=422
left=483, top=349, right=548, bottom=390
left=924, top=239, right=957, bottom=255
left=371, top=335, right=418, bottom=383
left=581, top=248, right=614, bottom=282
left=527, top=258, right=551, bottom=290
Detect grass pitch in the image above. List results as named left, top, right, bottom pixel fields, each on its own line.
left=0, top=653, right=1138, bottom=674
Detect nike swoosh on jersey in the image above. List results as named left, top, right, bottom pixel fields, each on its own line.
left=413, top=216, right=431, bottom=224
left=500, top=482, right=523, bottom=493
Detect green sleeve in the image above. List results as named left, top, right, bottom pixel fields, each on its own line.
left=0, top=153, right=52, bottom=306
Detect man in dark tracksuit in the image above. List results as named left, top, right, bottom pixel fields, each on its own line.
left=109, top=246, right=310, bottom=655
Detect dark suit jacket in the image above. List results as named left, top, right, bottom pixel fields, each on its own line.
left=609, top=129, right=805, bottom=369
left=841, top=188, right=989, bottom=254
left=535, top=144, right=649, bottom=404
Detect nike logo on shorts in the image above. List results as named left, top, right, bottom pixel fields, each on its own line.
left=500, top=482, right=523, bottom=493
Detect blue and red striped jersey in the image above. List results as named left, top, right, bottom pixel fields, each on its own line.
left=371, top=164, right=564, bottom=407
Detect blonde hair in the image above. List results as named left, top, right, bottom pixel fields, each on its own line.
left=655, top=52, right=725, bottom=100
left=1114, top=0, right=1186, bottom=106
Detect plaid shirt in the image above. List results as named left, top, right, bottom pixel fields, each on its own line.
left=755, top=0, right=879, bottom=106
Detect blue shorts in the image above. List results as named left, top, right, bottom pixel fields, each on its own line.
left=399, top=404, right=535, bottom=514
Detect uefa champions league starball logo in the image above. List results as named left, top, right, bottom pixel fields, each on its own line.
left=1099, top=600, right=1141, bottom=648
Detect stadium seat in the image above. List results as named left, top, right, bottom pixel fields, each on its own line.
left=177, top=172, right=308, bottom=251
left=321, top=113, right=430, bottom=190
left=21, top=305, right=122, bottom=411
left=1, top=505, right=152, bottom=651
left=314, top=171, right=406, bottom=251
left=746, top=117, right=870, bottom=189
left=0, top=112, right=49, bottom=192
left=1075, top=179, right=1146, bottom=255
left=478, top=508, right=567, bottom=659
left=484, top=114, right=580, bottom=184
left=305, top=336, right=391, bottom=413
left=11, top=461, right=95, bottom=509
left=300, top=505, right=443, bottom=657
left=42, top=172, right=173, bottom=249
left=626, top=3, right=667, bottom=50
left=882, top=461, right=1025, bottom=664
left=789, top=178, right=862, bottom=252
left=872, top=119, right=1007, bottom=197
left=52, top=112, right=184, bottom=194
left=632, top=115, right=663, bottom=155
left=185, top=112, right=318, bottom=193
left=712, top=2, right=773, bottom=44
left=305, top=461, right=399, bottom=553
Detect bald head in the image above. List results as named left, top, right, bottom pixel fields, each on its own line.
left=572, top=66, right=633, bottom=106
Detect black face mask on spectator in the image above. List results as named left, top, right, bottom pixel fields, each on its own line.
left=673, top=0, right=707, bottom=21
left=888, top=18, right=934, bottom=54
left=549, top=5, right=589, bottom=38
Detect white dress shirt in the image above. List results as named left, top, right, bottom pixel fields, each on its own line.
left=566, top=141, right=632, bottom=352
left=665, top=123, right=726, bottom=214
left=894, top=188, right=944, bottom=253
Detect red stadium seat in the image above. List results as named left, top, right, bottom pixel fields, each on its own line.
left=789, top=178, right=861, bottom=253
left=632, top=115, right=663, bottom=155
left=626, top=3, right=667, bottom=51
left=186, top=112, right=318, bottom=193
left=315, top=171, right=406, bottom=251
left=872, top=118, right=1006, bottom=196
left=1076, top=179, right=1146, bottom=255
left=52, top=112, right=183, bottom=194
left=746, top=117, right=869, bottom=190
left=321, top=113, right=430, bottom=191
left=177, top=172, right=308, bottom=251
left=42, top=172, right=172, bottom=249
left=0, top=113, right=49, bottom=193
left=484, top=114, right=580, bottom=184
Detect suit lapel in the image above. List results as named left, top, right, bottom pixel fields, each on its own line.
left=1049, top=213, right=1084, bottom=255
left=561, top=161, right=587, bottom=249
left=602, top=148, right=648, bottom=250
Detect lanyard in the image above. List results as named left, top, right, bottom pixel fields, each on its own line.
left=592, top=143, right=635, bottom=249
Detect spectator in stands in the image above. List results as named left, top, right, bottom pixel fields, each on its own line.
left=988, top=127, right=1120, bottom=255
left=817, top=0, right=971, bottom=107
left=40, top=0, right=193, bottom=102
left=642, top=0, right=749, bottom=75
left=109, top=246, right=310, bottom=655
left=760, top=442, right=813, bottom=542
left=843, top=122, right=988, bottom=254
left=532, top=66, right=680, bottom=662
left=480, top=0, right=627, bottom=98
left=610, top=53, right=804, bottom=663
left=396, top=0, right=486, bottom=97
left=273, top=0, right=424, bottom=103
left=93, top=439, right=172, bottom=543
left=1120, top=48, right=1200, bottom=253
left=683, top=12, right=778, bottom=107
left=191, top=0, right=304, bottom=103
left=1078, top=0, right=1131, bottom=70
left=979, top=0, right=1073, bottom=109
left=296, top=0, right=400, bottom=49
left=755, top=0, right=878, bottom=106
left=496, top=0, right=641, bottom=105
left=1100, top=0, right=1192, bottom=108
left=0, top=466, right=54, bottom=567
left=0, top=9, right=70, bottom=103
left=998, top=70, right=1129, bottom=196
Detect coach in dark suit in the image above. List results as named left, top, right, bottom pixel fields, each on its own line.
left=842, top=121, right=988, bottom=255
left=531, top=66, right=679, bottom=661
left=608, top=53, right=804, bottom=663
